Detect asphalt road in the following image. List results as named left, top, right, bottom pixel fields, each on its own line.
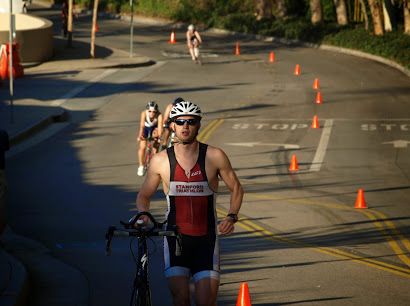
left=4, top=3, right=410, bottom=305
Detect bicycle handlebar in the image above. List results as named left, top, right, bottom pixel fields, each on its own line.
left=105, top=211, right=182, bottom=257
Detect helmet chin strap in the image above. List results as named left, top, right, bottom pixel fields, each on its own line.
left=176, top=130, right=199, bottom=145
left=181, top=138, right=195, bottom=145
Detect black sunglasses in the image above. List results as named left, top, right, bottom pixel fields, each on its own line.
left=174, top=119, right=198, bottom=126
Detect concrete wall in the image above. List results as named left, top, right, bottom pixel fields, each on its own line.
left=0, top=0, right=26, bottom=14
left=0, top=13, right=53, bottom=63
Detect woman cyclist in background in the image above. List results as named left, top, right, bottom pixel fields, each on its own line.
left=137, top=101, right=163, bottom=176
left=186, top=24, right=202, bottom=64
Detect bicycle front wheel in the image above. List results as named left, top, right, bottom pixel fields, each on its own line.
left=143, top=142, right=152, bottom=171
left=131, top=280, right=152, bottom=306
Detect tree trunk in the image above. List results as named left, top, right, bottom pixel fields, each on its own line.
left=334, top=0, right=348, bottom=25
left=91, top=0, right=99, bottom=58
left=310, top=0, right=323, bottom=24
left=359, top=0, right=369, bottom=30
left=367, top=0, right=384, bottom=35
left=382, top=0, right=396, bottom=32
left=256, top=0, right=272, bottom=20
left=405, top=0, right=410, bottom=35
left=276, top=0, right=287, bottom=19
left=66, top=0, right=73, bottom=48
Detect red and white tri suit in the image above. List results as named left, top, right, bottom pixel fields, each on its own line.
left=164, top=143, right=220, bottom=283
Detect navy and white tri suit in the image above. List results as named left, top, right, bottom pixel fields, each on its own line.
left=143, top=110, right=159, bottom=138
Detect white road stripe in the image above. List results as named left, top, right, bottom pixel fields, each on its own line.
left=51, top=69, right=119, bottom=106
left=310, top=119, right=333, bottom=172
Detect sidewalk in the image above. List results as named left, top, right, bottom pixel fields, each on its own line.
left=1, top=36, right=154, bottom=145
left=0, top=30, right=154, bottom=306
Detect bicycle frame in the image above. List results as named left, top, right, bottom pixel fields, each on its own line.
left=131, top=236, right=151, bottom=306
left=143, top=132, right=155, bottom=172
left=166, top=130, right=176, bottom=148
left=192, top=39, right=202, bottom=65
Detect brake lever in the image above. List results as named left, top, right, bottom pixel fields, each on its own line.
left=170, top=225, right=182, bottom=256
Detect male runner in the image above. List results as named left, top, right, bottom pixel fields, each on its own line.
left=136, top=101, right=243, bottom=305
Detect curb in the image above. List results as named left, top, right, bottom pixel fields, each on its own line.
left=206, top=28, right=410, bottom=78
left=0, top=249, right=29, bottom=306
left=1, top=225, right=88, bottom=306
left=9, top=108, right=69, bottom=147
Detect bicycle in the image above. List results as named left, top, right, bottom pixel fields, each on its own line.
left=143, top=131, right=156, bottom=175
left=193, top=38, right=202, bottom=65
left=105, top=211, right=182, bottom=306
left=22, top=0, right=31, bottom=13
left=165, top=129, right=176, bottom=149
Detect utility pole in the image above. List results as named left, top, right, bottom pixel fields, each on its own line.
left=130, top=0, right=134, bottom=57
left=91, top=0, right=99, bottom=58
left=66, top=0, right=74, bottom=47
left=9, top=0, right=14, bottom=123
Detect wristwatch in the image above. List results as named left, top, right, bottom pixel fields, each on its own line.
left=227, top=213, right=238, bottom=223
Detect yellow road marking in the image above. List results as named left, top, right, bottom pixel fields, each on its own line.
left=371, top=210, right=410, bottom=253
left=216, top=207, right=410, bottom=278
left=198, top=119, right=225, bottom=143
left=197, top=119, right=218, bottom=142
left=245, top=193, right=410, bottom=269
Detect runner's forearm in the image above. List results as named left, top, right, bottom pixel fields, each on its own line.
left=229, top=182, right=243, bottom=214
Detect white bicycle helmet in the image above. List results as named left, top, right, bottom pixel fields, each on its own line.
left=146, top=101, right=158, bottom=111
left=188, top=24, right=195, bottom=31
left=170, top=101, right=202, bottom=120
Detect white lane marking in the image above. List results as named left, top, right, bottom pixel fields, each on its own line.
left=382, top=140, right=410, bottom=148
left=226, top=142, right=299, bottom=149
left=310, top=119, right=333, bottom=172
left=362, top=124, right=410, bottom=131
left=161, top=51, right=219, bottom=58
left=51, top=69, right=119, bottom=106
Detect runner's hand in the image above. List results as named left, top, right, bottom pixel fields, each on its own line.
left=130, top=214, right=149, bottom=227
left=218, top=218, right=235, bottom=236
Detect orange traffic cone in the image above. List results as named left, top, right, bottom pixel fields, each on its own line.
left=168, top=30, right=176, bottom=43
left=312, top=115, right=319, bottom=129
left=355, top=189, right=367, bottom=209
left=0, top=46, right=7, bottom=80
left=294, top=64, right=300, bottom=75
left=237, top=283, right=251, bottom=306
left=269, top=51, right=275, bottom=62
left=235, top=42, right=240, bottom=55
left=289, top=155, right=299, bottom=171
left=95, top=23, right=99, bottom=31
left=315, top=92, right=322, bottom=104
left=313, top=78, right=320, bottom=89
